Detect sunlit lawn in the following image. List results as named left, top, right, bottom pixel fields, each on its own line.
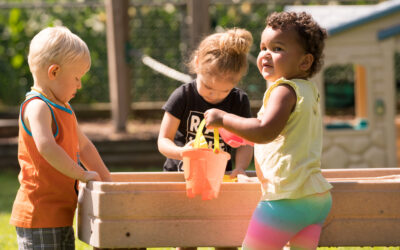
left=1, top=170, right=399, bottom=250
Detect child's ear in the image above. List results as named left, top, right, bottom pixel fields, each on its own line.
left=48, top=64, right=60, bottom=80
left=300, top=54, right=314, bottom=72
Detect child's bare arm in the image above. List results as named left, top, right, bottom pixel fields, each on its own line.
left=26, top=99, right=99, bottom=182
left=205, top=85, right=296, bottom=144
left=231, top=145, right=253, bottom=178
left=77, top=126, right=112, bottom=182
left=158, top=112, right=190, bottom=160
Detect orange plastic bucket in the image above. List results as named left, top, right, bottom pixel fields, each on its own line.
left=181, top=120, right=230, bottom=200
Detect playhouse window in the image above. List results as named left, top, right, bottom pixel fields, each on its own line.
left=323, top=64, right=368, bottom=130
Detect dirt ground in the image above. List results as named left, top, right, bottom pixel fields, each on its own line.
left=79, top=119, right=161, bottom=141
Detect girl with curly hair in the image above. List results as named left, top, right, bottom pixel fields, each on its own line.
left=204, top=12, right=332, bottom=249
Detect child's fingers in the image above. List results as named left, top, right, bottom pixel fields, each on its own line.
left=204, top=108, right=225, bottom=129
left=230, top=168, right=246, bottom=178
left=205, top=124, right=215, bottom=129
left=204, top=108, right=213, bottom=116
left=204, top=113, right=215, bottom=129
left=204, top=109, right=216, bottom=122
left=82, top=171, right=101, bottom=182
left=184, top=140, right=194, bottom=148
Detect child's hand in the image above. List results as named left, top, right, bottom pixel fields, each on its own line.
left=80, top=171, right=101, bottom=182
left=204, top=108, right=226, bottom=128
left=230, top=168, right=247, bottom=178
left=183, top=140, right=194, bottom=149
left=179, top=140, right=194, bottom=157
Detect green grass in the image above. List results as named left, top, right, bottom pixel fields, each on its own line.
left=1, top=170, right=399, bottom=250
left=0, top=170, right=19, bottom=249
left=0, top=213, right=18, bottom=249
left=0, top=170, right=92, bottom=250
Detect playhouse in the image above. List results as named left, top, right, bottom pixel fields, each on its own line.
left=287, top=0, right=400, bottom=169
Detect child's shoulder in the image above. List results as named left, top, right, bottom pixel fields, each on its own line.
left=165, top=80, right=197, bottom=107
left=23, top=96, right=50, bottom=114
left=268, top=78, right=302, bottom=94
left=231, top=86, right=248, bottom=94
left=229, top=87, right=249, bottom=100
left=172, top=80, right=195, bottom=92
left=169, top=81, right=195, bottom=96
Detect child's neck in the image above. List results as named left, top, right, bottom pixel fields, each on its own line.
left=30, top=85, right=68, bottom=108
left=273, top=75, right=308, bottom=82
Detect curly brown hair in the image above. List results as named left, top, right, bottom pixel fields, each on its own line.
left=266, top=11, right=327, bottom=77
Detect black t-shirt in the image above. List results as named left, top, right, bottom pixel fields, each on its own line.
left=162, top=79, right=252, bottom=171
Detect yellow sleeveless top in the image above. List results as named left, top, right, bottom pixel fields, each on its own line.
left=254, top=78, right=332, bottom=201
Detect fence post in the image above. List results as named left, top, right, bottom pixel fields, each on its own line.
left=186, top=0, right=210, bottom=51
left=105, top=0, right=130, bottom=132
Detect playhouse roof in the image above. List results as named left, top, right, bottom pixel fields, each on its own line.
left=285, top=0, right=400, bottom=39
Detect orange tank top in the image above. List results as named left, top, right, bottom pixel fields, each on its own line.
left=10, top=91, right=81, bottom=228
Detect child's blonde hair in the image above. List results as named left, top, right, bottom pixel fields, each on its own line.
left=28, top=26, right=90, bottom=73
left=188, top=28, right=253, bottom=78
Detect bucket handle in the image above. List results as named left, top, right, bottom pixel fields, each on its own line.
left=194, top=119, right=220, bottom=153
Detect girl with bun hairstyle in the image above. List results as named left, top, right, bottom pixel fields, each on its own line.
left=158, top=28, right=254, bottom=250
